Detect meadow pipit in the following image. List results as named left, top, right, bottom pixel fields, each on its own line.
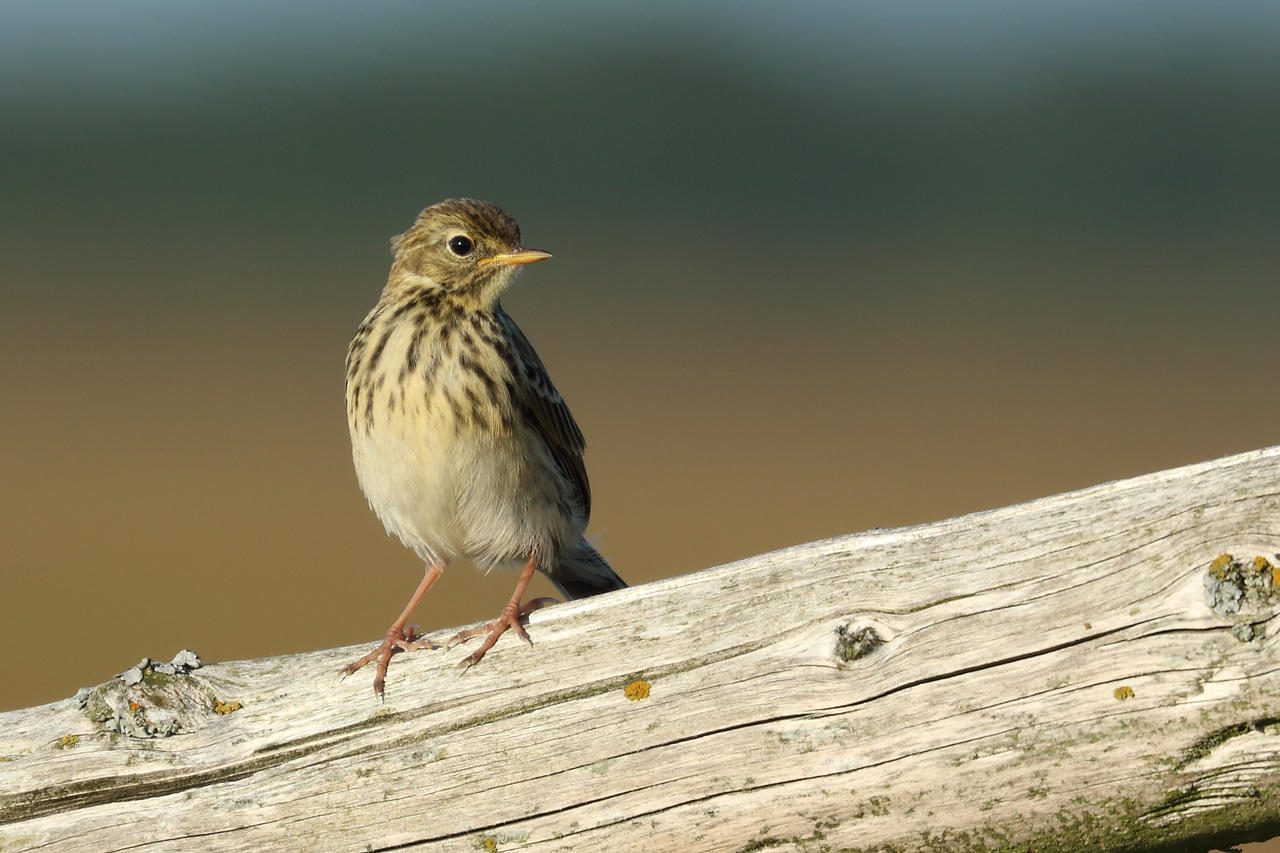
left=342, top=199, right=625, bottom=697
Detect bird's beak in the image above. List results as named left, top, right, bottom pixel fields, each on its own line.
left=477, top=248, right=552, bottom=268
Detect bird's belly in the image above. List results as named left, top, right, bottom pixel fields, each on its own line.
left=350, top=405, right=580, bottom=569
left=350, top=423, right=461, bottom=563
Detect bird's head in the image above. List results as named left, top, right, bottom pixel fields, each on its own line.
left=389, top=198, right=551, bottom=308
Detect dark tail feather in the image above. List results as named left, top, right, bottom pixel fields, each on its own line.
left=545, top=541, right=626, bottom=600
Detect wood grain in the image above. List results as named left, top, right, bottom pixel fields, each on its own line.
left=2, top=447, right=1279, bottom=852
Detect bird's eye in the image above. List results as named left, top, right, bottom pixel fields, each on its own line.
left=447, top=235, right=474, bottom=256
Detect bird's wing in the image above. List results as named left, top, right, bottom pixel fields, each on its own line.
left=498, top=309, right=592, bottom=519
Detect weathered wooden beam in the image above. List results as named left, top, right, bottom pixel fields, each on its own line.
left=2, top=447, right=1279, bottom=852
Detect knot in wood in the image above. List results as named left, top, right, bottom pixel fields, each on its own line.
left=834, top=623, right=883, bottom=663
left=75, top=651, right=235, bottom=737
left=1203, top=553, right=1276, bottom=642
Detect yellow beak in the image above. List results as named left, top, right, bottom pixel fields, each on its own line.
left=476, top=248, right=552, bottom=268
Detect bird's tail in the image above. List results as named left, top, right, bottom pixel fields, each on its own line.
left=545, top=540, right=626, bottom=600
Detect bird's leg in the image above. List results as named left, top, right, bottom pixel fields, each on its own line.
left=449, top=557, right=554, bottom=669
left=342, top=562, right=445, bottom=698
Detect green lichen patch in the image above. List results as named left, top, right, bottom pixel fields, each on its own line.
left=837, top=791, right=1280, bottom=853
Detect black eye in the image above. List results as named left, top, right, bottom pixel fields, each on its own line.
left=447, top=235, right=474, bottom=256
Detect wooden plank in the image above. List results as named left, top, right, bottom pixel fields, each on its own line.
left=2, top=447, right=1279, bottom=852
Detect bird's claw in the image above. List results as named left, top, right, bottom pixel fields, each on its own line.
left=341, top=625, right=441, bottom=697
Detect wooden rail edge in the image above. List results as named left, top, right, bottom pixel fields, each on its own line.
left=2, top=446, right=1279, bottom=852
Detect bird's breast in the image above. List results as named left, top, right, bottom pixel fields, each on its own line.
left=346, top=302, right=517, bottom=444
left=345, top=300, right=572, bottom=564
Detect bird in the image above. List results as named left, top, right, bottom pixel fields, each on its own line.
left=342, top=198, right=625, bottom=697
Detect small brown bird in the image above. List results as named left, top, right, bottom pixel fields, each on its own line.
left=343, top=199, right=625, bottom=697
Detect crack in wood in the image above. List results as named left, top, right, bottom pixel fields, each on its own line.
left=0, top=743, right=323, bottom=827
left=821, top=617, right=1170, bottom=715
left=360, top=776, right=686, bottom=851
left=104, top=817, right=288, bottom=853
left=1174, top=717, right=1280, bottom=772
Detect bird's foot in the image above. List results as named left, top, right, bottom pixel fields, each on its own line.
left=448, top=597, right=557, bottom=669
left=341, top=624, right=441, bottom=699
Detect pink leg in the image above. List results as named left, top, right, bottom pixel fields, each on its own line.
left=342, top=562, right=445, bottom=698
left=449, top=557, right=551, bottom=669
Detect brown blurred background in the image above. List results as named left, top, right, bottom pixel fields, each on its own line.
left=1, top=9, right=1277, bottom=838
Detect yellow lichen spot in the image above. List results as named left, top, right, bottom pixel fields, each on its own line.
left=1083, top=622, right=1092, bottom=629
left=1251, top=555, right=1274, bottom=580
left=1209, top=553, right=1235, bottom=578
left=55, top=734, right=79, bottom=750
left=482, top=836, right=498, bottom=852
left=0, top=755, right=12, bottom=761
left=1114, top=686, right=1135, bottom=701
left=213, top=699, right=242, bottom=715
left=624, top=680, right=651, bottom=701
left=128, top=701, right=142, bottom=712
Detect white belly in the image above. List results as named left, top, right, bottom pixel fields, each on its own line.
left=349, top=374, right=579, bottom=570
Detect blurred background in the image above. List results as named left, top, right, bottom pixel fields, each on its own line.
left=1, top=0, right=1277, bottom=765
